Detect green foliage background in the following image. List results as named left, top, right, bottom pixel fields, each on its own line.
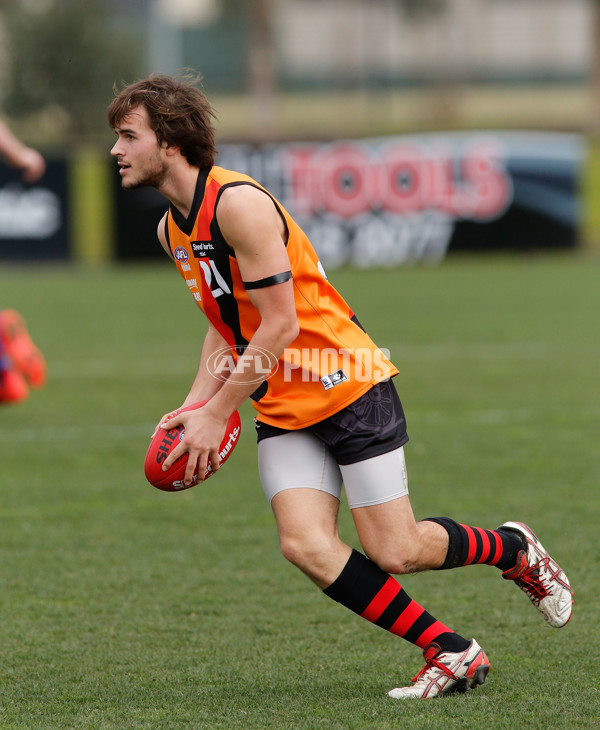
left=1, top=0, right=141, bottom=140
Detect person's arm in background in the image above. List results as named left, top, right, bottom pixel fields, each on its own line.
left=0, top=119, right=46, bottom=182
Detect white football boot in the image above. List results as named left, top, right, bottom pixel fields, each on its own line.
left=499, top=521, right=573, bottom=628
left=387, top=639, right=490, bottom=699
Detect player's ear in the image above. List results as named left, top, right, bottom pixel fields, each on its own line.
left=164, top=144, right=181, bottom=158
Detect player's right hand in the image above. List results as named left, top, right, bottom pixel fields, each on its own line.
left=151, top=408, right=184, bottom=439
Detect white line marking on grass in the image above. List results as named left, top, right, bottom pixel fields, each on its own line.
left=390, top=341, right=550, bottom=360
left=46, top=361, right=195, bottom=379
left=1, top=417, right=256, bottom=444
left=0, top=423, right=156, bottom=443
left=468, top=408, right=533, bottom=425
left=415, top=408, right=533, bottom=425
left=43, top=342, right=549, bottom=381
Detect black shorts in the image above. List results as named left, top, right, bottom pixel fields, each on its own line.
left=255, top=379, right=409, bottom=465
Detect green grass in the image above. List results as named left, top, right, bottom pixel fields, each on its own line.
left=1, top=254, right=599, bottom=728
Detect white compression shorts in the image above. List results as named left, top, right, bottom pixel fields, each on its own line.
left=258, top=429, right=409, bottom=509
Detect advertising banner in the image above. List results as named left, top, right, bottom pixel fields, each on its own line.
left=217, top=131, right=584, bottom=268
left=111, top=164, right=167, bottom=260
left=0, top=160, right=70, bottom=261
left=112, top=131, right=584, bottom=267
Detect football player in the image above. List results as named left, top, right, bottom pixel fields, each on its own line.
left=109, top=74, right=573, bottom=699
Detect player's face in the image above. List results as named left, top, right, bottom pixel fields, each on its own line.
left=111, top=106, right=169, bottom=190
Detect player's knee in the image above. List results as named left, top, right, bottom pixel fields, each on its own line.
left=279, top=533, right=313, bottom=568
left=279, top=532, right=332, bottom=574
left=367, top=544, right=422, bottom=575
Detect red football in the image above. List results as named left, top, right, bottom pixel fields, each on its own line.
left=144, top=400, right=242, bottom=492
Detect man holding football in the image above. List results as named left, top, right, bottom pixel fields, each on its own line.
left=109, top=74, right=572, bottom=700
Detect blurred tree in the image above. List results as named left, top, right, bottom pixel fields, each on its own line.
left=0, top=0, right=141, bottom=141
left=393, top=0, right=445, bottom=17
left=239, top=0, right=448, bottom=139
left=392, top=0, right=458, bottom=127
left=593, top=0, right=600, bottom=129
left=247, top=0, right=277, bottom=139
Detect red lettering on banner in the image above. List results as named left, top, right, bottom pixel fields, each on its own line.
left=381, top=143, right=435, bottom=214
left=461, top=140, right=513, bottom=220
left=284, top=137, right=512, bottom=222
left=436, top=154, right=457, bottom=216
left=320, top=144, right=374, bottom=218
left=284, top=145, right=319, bottom=217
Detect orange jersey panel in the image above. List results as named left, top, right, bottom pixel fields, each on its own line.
left=165, top=166, right=398, bottom=429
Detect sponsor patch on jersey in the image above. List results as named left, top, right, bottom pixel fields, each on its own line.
left=320, top=369, right=348, bottom=390
left=174, top=246, right=189, bottom=263
left=192, top=240, right=214, bottom=258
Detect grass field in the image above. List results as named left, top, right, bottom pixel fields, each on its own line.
left=1, top=254, right=599, bottom=729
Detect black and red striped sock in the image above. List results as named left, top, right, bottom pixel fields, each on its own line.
left=323, top=549, right=469, bottom=653
left=423, top=517, right=525, bottom=571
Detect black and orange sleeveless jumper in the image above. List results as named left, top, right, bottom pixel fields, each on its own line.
left=165, top=166, right=398, bottom=429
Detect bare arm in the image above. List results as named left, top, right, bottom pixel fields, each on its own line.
left=161, top=185, right=299, bottom=485
left=181, top=322, right=230, bottom=406
left=201, top=185, right=299, bottom=412
left=0, top=119, right=46, bottom=182
left=151, top=321, right=230, bottom=437
left=152, top=215, right=222, bottom=433
left=157, top=212, right=173, bottom=259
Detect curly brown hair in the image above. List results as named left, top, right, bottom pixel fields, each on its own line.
left=108, top=73, right=218, bottom=169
